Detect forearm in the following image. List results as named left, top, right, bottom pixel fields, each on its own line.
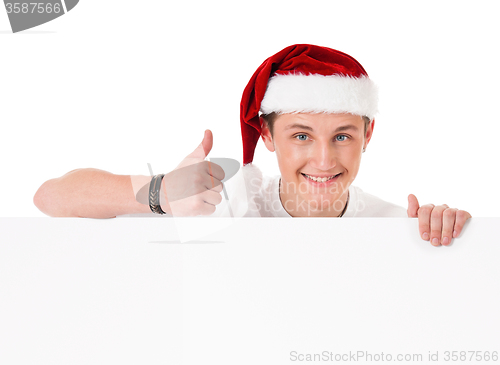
left=33, top=168, right=154, bottom=218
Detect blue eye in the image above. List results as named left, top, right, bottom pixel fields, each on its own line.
left=336, top=135, right=348, bottom=142
left=296, top=134, right=308, bottom=141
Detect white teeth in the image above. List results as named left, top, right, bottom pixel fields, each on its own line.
left=304, top=174, right=337, bottom=182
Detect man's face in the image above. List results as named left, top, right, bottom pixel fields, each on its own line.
left=261, top=113, right=374, bottom=216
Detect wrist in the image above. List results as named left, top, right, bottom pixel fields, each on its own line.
left=159, top=176, right=172, bottom=215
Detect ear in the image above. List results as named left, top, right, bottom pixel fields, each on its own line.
left=364, top=119, right=375, bottom=150
left=260, top=119, right=275, bottom=152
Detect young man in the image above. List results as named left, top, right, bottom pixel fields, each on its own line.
left=33, top=44, right=471, bottom=246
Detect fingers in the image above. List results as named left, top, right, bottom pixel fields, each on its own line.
left=200, top=162, right=224, bottom=191
left=202, top=175, right=223, bottom=192
left=417, top=204, right=435, bottom=242
left=209, top=181, right=224, bottom=193
left=168, top=187, right=223, bottom=217
left=407, top=194, right=419, bottom=218
left=429, top=205, right=449, bottom=246
left=191, top=190, right=224, bottom=216
left=205, top=161, right=225, bottom=182
left=441, top=208, right=457, bottom=246
left=416, top=202, right=471, bottom=247
left=175, top=196, right=217, bottom=216
left=191, top=189, right=223, bottom=216
left=201, top=189, right=223, bottom=207
left=453, top=210, right=472, bottom=238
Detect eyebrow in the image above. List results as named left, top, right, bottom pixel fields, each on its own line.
left=284, top=123, right=359, bottom=133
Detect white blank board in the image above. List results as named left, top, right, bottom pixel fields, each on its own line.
left=1, top=217, right=498, bottom=365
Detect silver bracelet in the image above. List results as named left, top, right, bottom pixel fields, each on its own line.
left=149, top=174, right=166, bottom=215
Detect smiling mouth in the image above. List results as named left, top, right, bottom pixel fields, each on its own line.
left=301, top=173, right=341, bottom=183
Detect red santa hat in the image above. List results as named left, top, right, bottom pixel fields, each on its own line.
left=240, top=44, right=378, bottom=165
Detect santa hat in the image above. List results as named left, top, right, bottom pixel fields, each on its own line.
left=240, top=44, right=378, bottom=165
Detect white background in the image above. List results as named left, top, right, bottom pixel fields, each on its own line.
left=1, top=0, right=498, bottom=217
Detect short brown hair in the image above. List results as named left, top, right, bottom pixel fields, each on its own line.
left=261, top=113, right=372, bottom=138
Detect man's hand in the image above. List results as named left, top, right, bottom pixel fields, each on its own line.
left=407, top=194, right=471, bottom=246
left=160, top=129, right=225, bottom=216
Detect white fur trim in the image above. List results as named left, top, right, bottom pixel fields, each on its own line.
left=241, top=163, right=263, bottom=193
left=260, top=74, right=378, bottom=119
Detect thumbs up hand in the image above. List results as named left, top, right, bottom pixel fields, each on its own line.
left=160, top=130, right=225, bottom=216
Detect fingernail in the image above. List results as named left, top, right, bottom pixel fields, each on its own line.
left=442, top=237, right=449, bottom=245
left=422, top=232, right=429, bottom=240
left=432, top=238, right=440, bottom=245
left=453, top=230, right=458, bottom=238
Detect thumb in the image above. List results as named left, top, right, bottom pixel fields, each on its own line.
left=186, top=129, right=213, bottom=160
left=407, top=194, right=419, bottom=218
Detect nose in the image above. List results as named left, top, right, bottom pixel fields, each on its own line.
left=308, top=140, right=337, bottom=171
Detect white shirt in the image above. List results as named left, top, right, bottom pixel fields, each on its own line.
left=240, top=173, right=406, bottom=217
left=219, top=165, right=406, bottom=217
